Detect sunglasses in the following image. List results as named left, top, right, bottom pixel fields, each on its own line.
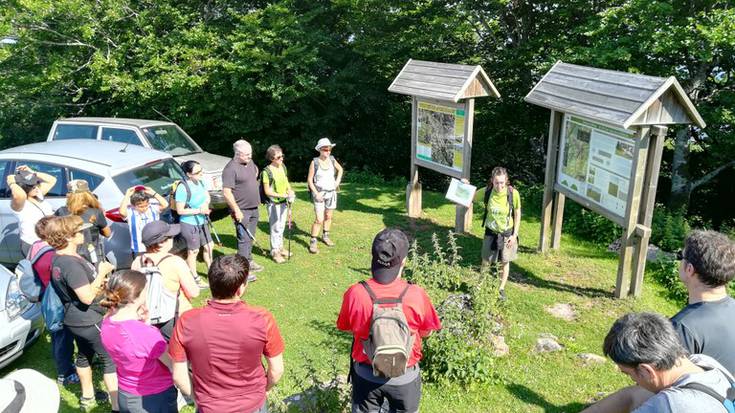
left=320, top=147, right=332, bottom=152
left=274, top=155, right=284, bottom=160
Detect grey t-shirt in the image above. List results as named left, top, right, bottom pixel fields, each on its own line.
left=221, top=159, right=260, bottom=210
left=634, top=354, right=734, bottom=413
left=671, top=296, right=735, bottom=375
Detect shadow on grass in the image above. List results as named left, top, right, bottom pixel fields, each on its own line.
left=308, top=319, right=351, bottom=353
left=506, top=383, right=587, bottom=412
left=510, top=261, right=614, bottom=299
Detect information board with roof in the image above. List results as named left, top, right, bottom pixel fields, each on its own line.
left=525, top=61, right=705, bottom=298
left=389, top=59, right=500, bottom=232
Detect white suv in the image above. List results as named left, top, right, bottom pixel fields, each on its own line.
left=47, top=117, right=230, bottom=210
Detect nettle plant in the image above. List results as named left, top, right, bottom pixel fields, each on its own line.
left=405, top=232, right=503, bottom=385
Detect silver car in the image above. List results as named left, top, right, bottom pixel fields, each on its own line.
left=0, top=140, right=186, bottom=269
left=46, top=117, right=231, bottom=209
left=0, top=263, right=43, bottom=370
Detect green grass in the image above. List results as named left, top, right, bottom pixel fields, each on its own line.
left=1, top=181, right=682, bottom=412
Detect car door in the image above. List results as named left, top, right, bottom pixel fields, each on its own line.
left=0, top=160, right=14, bottom=263
left=99, top=126, right=147, bottom=147
left=1, top=161, right=68, bottom=264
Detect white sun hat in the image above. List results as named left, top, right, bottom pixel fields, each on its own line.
left=315, top=138, right=336, bottom=151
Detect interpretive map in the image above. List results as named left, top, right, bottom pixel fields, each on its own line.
left=416, top=100, right=465, bottom=173
left=557, top=115, right=636, bottom=218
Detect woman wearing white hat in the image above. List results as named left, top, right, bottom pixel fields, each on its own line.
left=307, top=138, right=344, bottom=254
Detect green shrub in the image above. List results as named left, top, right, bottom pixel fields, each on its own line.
left=405, top=232, right=501, bottom=385
left=648, top=258, right=688, bottom=305
left=562, top=203, right=622, bottom=245
left=650, top=205, right=691, bottom=252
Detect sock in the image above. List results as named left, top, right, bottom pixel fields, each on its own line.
left=323, top=231, right=330, bottom=239
left=311, top=236, right=317, bottom=243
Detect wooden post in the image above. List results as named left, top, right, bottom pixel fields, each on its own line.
left=551, top=192, right=565, bottom=249
left=615, top=127, right=650, bottom=298
left=630, top=126, right=667, bottom=296
left=407, top=96, right=422, bottom=218
left=455, top=99, right=474, bottom=233
left=539, top=110, right=562, bottom=252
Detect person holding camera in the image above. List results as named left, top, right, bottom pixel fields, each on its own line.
left=6, top=165, right=57, bottom=255
left=262, top=145, right=295, bottom=264
left=119, top=185, right=169, bottom=257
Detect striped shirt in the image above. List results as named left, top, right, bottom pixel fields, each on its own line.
left=127, top=201, right=160, bottom=253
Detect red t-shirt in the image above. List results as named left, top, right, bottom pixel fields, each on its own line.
left=336, top=278, right=441, bottom=367
left=169, top=300, right=284, bottom=413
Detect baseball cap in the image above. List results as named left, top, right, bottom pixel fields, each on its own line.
left=67, top=179, right=90, bottom=193
left=371, top=228, right=409, bottom=284
left=142, top=220, right=180, bottom=246
left=14, top=170, right=43, bottom=187
left=0, top=369, right=60, bottom=413
left=314, top=138, right=336, bottom=151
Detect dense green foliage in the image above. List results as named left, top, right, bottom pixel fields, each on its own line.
left=1, top=1, right=733, bottom=226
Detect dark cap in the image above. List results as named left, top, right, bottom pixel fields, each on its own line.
left=15, top=170, right=43, bottom=187
left=371, top=228, right=409, bottom=284
left=141, top=220, right=180, bottom=247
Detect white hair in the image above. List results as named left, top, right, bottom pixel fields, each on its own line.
left=233, top=139, right=251, bottom=153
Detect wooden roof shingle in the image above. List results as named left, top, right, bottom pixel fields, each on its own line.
left=524, top=61, right=705, bottom=129
left=388, top=59, right=500, bottom=102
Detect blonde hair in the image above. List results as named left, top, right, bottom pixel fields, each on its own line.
left=66, top=191, right=101, bottom=217
left=45, top=215, right=83, bottom=250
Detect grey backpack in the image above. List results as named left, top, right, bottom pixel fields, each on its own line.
left=138, top=255, right=179, bottom=325
left=360, top=281, right=415, bottom=378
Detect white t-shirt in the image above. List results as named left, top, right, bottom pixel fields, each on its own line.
left=12, top=197, right=53, bottom=245
left=634, top=354, right=734, bottom=413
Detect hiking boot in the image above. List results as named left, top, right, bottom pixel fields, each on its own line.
left=272, top=252, right=286, bottom=264
left=249, top=260, right=264, bottom=273
left=247, top=274, right=258, bottom=283
left=57, top=373, right=80, bottom=386
left=80, top=391, right=108, bottom=411
left=498, top=288, right=507, bottom=302
left=309, top=238, right=319, bottom=254
left=323, top=237, right=335, bottom=247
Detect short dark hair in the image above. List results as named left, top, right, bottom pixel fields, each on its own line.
left=181, top=160, right=200, bottom=175
left=208, top=255, right=250, bottom=299
left=683, top=230, right=735, bottom=288
left=130, top=191, right=150, bottom=205
left=266, top=145, right=283, bottom=161
left=603, top=312, right=687, bottom=370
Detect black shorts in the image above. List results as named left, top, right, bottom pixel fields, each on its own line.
left=119, top=386, right=177, bottom=413
left=351, top=368, right=421, bottom=413
left=66, top=323, right=116, bottom=374
left=179, top=222, right=212, bottom=250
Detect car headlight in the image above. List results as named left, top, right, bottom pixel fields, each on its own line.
left=6, top=277, right=31, bottom=321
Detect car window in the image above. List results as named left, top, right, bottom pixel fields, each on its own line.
left=69, top=168, right=104, bottom=191
left=0, top=161, right=9, bottom=198
left=112, top=159, right=185, bottom=196
left=19, top=161, right=65, bottom=197
left=54, top=124, right=98, bottom=140
left=101, top=128, right=143, bottom=146
left=141, top=125, right=199, bottom=156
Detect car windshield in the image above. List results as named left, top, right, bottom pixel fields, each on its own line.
left=141, top=125, right=200, bottom=156
left=112, top=159, right=185, bottom=196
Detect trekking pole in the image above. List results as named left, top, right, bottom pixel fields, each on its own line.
left=287, top=200, right=293, bottom=262
left=205, top=215, right=222, bottom=247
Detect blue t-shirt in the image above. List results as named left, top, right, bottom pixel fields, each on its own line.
left=175, top=180, right=208, bottom=225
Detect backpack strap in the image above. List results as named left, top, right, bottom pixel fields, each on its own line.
left=481, top=185, right=492, bottom=228
left=29, top=245, right=54, bottom=265
left=507, top=185, right=515, bottom=221
left=359, top=281, right=410, bottom=305
left=680, top=382, right=726, bottom=403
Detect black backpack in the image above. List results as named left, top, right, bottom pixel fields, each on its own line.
left=167, top=180, right=191, bottom=223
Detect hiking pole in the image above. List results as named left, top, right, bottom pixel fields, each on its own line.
left=287, top=199, right=293, bottom=262
left=205, top=215, right=222, bottom=247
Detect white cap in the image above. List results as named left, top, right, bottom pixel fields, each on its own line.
left=0, top=369, right=59, bottom=412
left=315, top=138, right=336, bottom=151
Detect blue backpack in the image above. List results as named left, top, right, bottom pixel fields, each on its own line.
left=15, top=244, right=53, bottom=303
left=41, top=277, right=66, bottom=333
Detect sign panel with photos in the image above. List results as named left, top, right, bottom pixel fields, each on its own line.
left=557, top=114, right=636, bottom=219
left=415, top=99, right=466, bottom=175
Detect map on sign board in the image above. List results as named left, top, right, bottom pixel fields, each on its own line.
left=416, top=100, right=465, bottom=174
left=557, top=115, right=636, bottom=219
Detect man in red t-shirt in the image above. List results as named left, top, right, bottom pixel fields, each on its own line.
left=169, top=255, right=284, bottom=413
left=337, top=228, right=441, bottom=413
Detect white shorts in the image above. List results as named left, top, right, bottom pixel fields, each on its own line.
left=313, top=190, right=337, bottom=219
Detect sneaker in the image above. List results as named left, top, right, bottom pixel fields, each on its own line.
left=57, top=373, right=80, bottom=386
left=80, top=391, right=108, bottom=411
left=498, top=288, right=507, bottom=302
left=249, top=261, right=264, bottom=273
left=323, top=237, right=335, bottom=247
left=309, top=239, right=319, bottom=254
left=272, top=252, right=286, bottom=264
left=193, top=276, right=209, bottom=289
left=247, top=274, right=258, bottom=283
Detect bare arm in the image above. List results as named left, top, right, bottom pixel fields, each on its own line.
left=176, top=201, right=204, bottom=217
left=7, top=174, right=26, bottom=212
left=334, top=160, right=344, bottom=187
left=172, top=361, right=192, bottom=397
left=176, top=260, right=200, bottom=299
left=73, top=261, right=114, bottom=305
left=118, top=187, right=134, bottom=219
left=36, top=171, right=57, bottom=196
left=580, top=385, right=654, bottom=413
left=265, top=353, right=284, bottom=391
left=307, top=162, right=317, bottom=194
left=222, top=187, right=242, bottom=222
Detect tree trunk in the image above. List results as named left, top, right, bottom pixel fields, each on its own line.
left=668, top=127, right=691, bottom=212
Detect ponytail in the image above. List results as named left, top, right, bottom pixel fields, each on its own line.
left=101, top=270, right=147, bottom=310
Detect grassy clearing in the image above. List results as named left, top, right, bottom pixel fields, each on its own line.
left=2, top=181, right=681, bottom=412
